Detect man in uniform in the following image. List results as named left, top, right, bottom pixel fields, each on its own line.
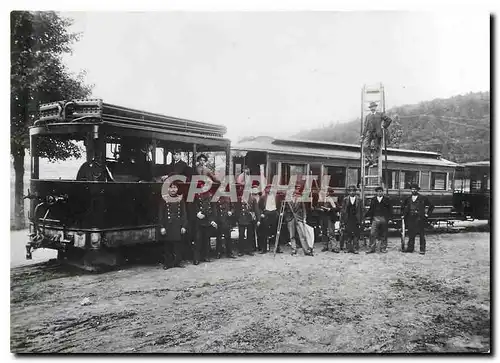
left=340, top=185, right=364, bottom=254
left=235, top=189, right=257, bottom=256
left=401, top=183, right=434, bottom=255
left=158, top=181, right=188, bottom=269
left=365, top=186, right=392, bottom=254
left=362, top=101, right=392, bottom=167
left=191, top=181, right=218, bottom=265
left=215, top=189, right=236, bottom=259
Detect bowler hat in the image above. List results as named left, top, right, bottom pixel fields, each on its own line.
left=347, top=184, right=357, bottom=191
left=409, top=183, right=420, bottom=190
left=368, top=101, right=378, bottom=108
left=375, top=186, right=384, bottom=192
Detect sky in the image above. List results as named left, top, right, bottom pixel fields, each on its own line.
left=60, top=11, right=490, bottom=143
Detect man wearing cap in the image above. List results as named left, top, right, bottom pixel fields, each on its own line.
left=340, top=185, right=364, bottom=254
left=191, top=181, right=218, bottom=265
left=401, top=183, right=434, bottom=254
left=365, top=186, right=392, bottom=254
left=362, top=102, right=392, bottom=167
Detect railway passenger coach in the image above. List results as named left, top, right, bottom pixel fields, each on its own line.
left=231, top=136, right=463, bottom=226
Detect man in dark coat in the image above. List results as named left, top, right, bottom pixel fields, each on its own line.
left=362, top=101, right=392, bottom=166
left=191, top=181, right=218, bottom=265
left=235, top=193, right=258, bottom=256
left=170, top=149, right=191, bottom=177
left=340, top=185, right=364, bottom=254
left=158, top=181, right=188, bottom=269
left=284, top=184, right=312, bottom=256
left=365, top=186, right=392, bottom=254
left=256, top=185, right=279, bottom=254
left=215, top=194, right=236, bottom=259
left=401, top=183, right=434, bottom=254
left=319, top=187, right=341, bottom=253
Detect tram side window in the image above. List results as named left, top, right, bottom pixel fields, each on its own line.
left=347, top=168, right=360, bottom=188
left=382, top=170, right=399, bottom=189
left=324, top=166, right=346, bottom=188
left=281, top=163, right=306, bottom=185
left=401, top=171, right=419, bottom=189
left=420, top=171, right=430, bottom=190
left=431, top=172, right=447, bottom=190
left=269, top=162, right=278, bottom=184
left=155, top=147, right=165, bottom=165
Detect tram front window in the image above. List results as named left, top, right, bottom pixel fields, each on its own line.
left=32, top=134, right=87, bottom=181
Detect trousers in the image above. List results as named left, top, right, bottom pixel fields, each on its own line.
left=406, top=216, right=426, bottom=252
left=369, top=216, right=388, bottom=251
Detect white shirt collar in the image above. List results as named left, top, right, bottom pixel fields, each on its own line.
left=377, top=196, right=383, bottom=202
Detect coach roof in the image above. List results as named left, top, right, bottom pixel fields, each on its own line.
left=232, top=136, right=458, bottom=168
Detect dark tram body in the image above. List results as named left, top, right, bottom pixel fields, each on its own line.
left=27, top=99, right=230, bottom=267
left=232, top=136, right=462, bottom=227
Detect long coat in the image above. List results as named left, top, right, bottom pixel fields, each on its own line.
left=158, top=197, right=188, bottom=241
left=340, top=195, right=364, bottom=225
left=191, top=193, right=218, bottom=227
left=401, top=194, right=435, bottom=220
left=236, top=197, right=259, bottom=226
left=283, top=196, right=307, bottom=223
left=364, top=112, right=392, bottom=138
left=215, top=196, right=235, bottom=229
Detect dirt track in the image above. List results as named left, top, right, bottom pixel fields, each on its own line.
left=10, top=231, right=490, bottom=353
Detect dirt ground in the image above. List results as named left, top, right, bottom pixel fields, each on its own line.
left=10, top=230, right=490, bottom=353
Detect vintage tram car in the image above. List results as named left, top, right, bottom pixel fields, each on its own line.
left=26, top=99, right=231, bottom=269
left=231, top=136, right=462, bottom=229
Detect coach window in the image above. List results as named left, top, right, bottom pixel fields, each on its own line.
left=431, top=172, right=447, bottom=190
left=401, top=170, right=419, bottom=189
left=325, top=166, right=346, bottom=188
left=155, top=147, right=165, bottom=165
left=382, top=170, right=399, bottom=189
left=347, top=167, right=360, bottom=187
left=281, top=163, right=306, bottom=185
left=420, top=171, right=430, bottom=190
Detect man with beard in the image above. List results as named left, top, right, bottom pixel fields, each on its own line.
left=401, top=183, right=434, bottom=255
left=340, top=185, right=364, bottom=254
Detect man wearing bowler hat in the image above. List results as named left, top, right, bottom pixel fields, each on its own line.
left=365, top=186, right=392, bottom=254
left=401, top=183, right=434, bottom=254
left=340, top=185, right=364, bottom=254
left=362, top=101, right=392, bottom=167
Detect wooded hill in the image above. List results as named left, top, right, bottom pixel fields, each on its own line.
left=294, top=91, right=490, bottom=163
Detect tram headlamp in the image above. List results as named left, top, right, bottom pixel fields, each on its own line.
left=90, top=232, right=101, bottom=248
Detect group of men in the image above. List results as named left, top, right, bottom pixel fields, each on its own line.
left=158, top=152, right=435, bottom=269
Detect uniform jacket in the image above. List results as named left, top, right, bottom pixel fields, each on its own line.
left=236, top=197, right=259, bottom=225
left=340, top=195, right=364, bottom=225
left=158, top=197, right=188, bottom=241
left=215, top=196, right=235, bottom=228
left=365, top=195, right=393, bottom=221
left=364, top=112, right=392, bottom=138
left=191, top=193, right=218, bottom=227
left=401, top=194, right=435, bottom=220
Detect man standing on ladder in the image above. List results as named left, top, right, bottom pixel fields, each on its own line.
left=362, top=101, right=393, bottom=167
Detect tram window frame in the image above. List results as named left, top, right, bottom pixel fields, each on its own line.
left=347, top=167, right=360, bottom=188
left=324, top=166, right=346, bottom=188
left=281, top=163, right=307, bottom=185
left=401, top=170, right=420, bottom=189
left=431, top=172, right=447, bottom=190
left=382, top=170, right=399, bottom=190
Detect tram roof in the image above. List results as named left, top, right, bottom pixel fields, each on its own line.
left=232, top=136, right=459, bottom=168
left=30, top=99, right=230, bottom=148
left=460, top=160, right=490, bottom=167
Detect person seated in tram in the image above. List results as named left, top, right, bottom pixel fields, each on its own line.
left=195, top=153, right=220, bottom=184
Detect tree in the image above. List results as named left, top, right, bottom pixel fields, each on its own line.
left=11, top=11, right=92, bottom=229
